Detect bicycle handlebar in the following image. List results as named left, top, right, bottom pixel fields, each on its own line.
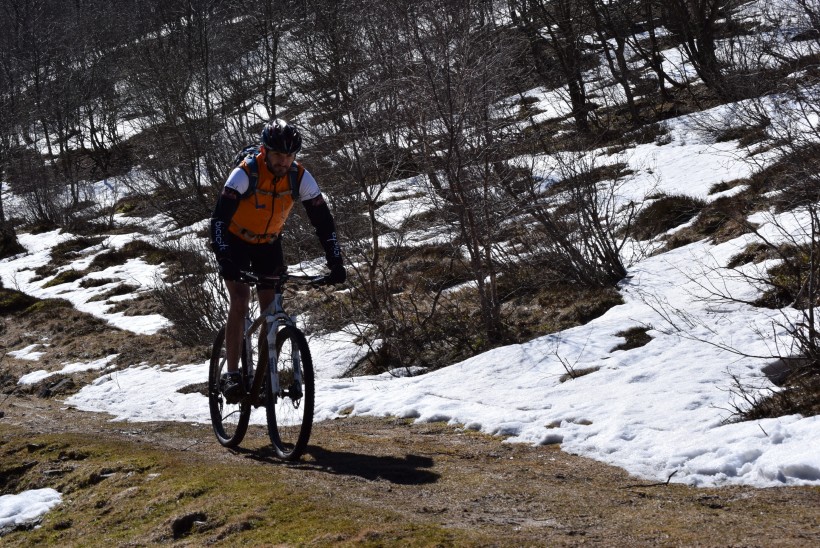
left=236, top=270, right=328, bottom=288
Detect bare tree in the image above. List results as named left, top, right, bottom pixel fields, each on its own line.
left=624, top=0, right=686, bottom=103
left=0, top=0, right=133, bottom=228
left=282, top=0, right=464, bottom=371
left=585, top=0, right=643, bottom=127
left=508, top=0, right=595, bottom=133
left=794, top=0, right=820, bottom=33
left=396, top=0, right=527, bottom=344
left=659, top=0, right=745, bottom=100
left=120, top=2, right=222, bottom=225
left=0, top=2, right=25, bottom=256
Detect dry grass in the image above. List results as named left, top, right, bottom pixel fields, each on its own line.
left=662, top=192, right=753, bottom=249
left=89, top=240, right=175, bottom=271
left=651, top=147, right=820, bottom=252
left=727, top=360, right=820, bottom=422
left=0, top=288, right=38, bottom=315
left=631, top=194, right=706, bottom=242
left=611, top=326, right=653, bottom=352
left=501, top=276, right=624, bottom=343
left=0, top=292, right=205, bottom=400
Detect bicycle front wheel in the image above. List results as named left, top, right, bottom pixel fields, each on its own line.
left=209, top=325, right=251, bottom=447
left=264, top=326, right=314, bottom=460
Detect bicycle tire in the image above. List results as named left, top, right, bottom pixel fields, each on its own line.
left=208, top=325, right=252, bottom=447
left=264, top=325, right=315, bottom=460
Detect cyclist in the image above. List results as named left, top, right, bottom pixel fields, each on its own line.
left=210, top=118, right=345, bottom=401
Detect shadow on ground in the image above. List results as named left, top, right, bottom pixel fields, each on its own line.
left=233, top=444, right=439, bottom=485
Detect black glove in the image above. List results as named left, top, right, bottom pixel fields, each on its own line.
left=312, top=263, right=346, bottom=286
left=326, top=262, right=346, bottom=284
left=217, top=257, right=240, bottom=281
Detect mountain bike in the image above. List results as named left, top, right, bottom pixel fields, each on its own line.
left=208, top=271, right=316, bottom=460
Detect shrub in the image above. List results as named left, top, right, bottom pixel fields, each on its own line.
left=89, top=240, right=175, bottom=271
left=754, top=244, right=820, bottom=310
left=151, top=240, right=226, bottom=348
left=42, top=269, right=86, bottom=288
left=52, top=236, right=105, bottom=264
left=631, top=194, right=706, bottom=241
left=736, top=216, right=819, bottom=421
left=727, top=362, right=820, bottom=422
left=0, top=288, right=38, bottom=315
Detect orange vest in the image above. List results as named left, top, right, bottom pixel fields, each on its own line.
left=228, top=153, right=304, bottom=244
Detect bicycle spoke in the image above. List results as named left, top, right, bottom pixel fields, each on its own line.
left=266, top=326, right=314, bottom=460
left=208, top=325, right=251, bottom=447
left=221, top=406, right=242, bottom=421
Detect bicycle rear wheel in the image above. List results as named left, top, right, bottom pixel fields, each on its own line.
left=209, top=325, right=251, bottom=447
left=264, top=326, right=314, bottom=460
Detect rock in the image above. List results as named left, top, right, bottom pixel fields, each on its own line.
left=171, top=512, right=208, bottom=539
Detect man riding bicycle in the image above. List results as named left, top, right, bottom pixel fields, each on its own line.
left=210, top=118, right=345, bottom=401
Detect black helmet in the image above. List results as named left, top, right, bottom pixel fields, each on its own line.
left=261, top=118, right=302, bottom=154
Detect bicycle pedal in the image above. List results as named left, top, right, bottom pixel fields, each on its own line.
left=220, top=372, right=243, bottom=404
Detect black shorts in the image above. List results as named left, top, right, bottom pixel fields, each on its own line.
left=225, top=232, right=286, bottom=279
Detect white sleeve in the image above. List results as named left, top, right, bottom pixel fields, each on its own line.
left=298, top=168, right=322, bottom=202
left=225, top=167, right=250, bottom=195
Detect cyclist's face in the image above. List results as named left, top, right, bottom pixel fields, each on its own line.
left=265, top=150, right=296, bottom=177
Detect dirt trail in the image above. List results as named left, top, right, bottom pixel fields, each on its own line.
left=1, top=393, right=818, bottom=546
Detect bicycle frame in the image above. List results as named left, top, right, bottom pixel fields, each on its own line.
left=240, top=274, right=307, bottom=402
left=210, top=270, right=318, bottom=457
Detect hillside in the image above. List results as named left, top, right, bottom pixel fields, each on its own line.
left=1, top=0, right=820, bottom=543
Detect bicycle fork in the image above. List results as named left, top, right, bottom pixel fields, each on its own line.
left=266, top=323, right=280, bottom=396
left=265, top=316, right=304, bottom=402
left=243, top=316, right=254, bottom=389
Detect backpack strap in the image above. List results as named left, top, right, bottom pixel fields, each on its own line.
left=288, top=162, right=304, bottom=200
left=241, top=156, right=301, bottom=200
left=241, top=154, right=259, bottom=198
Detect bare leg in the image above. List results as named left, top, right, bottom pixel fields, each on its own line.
left=225, top=280, right=251, bottom=373
left=226, top=282, right=276, bottom=373
left=257, top=287, right=275, bottom=318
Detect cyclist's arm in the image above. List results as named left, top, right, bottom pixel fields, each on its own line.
left=299, top=169, right=342, bottom=268
left=210, top=166, right=254, bottom=256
